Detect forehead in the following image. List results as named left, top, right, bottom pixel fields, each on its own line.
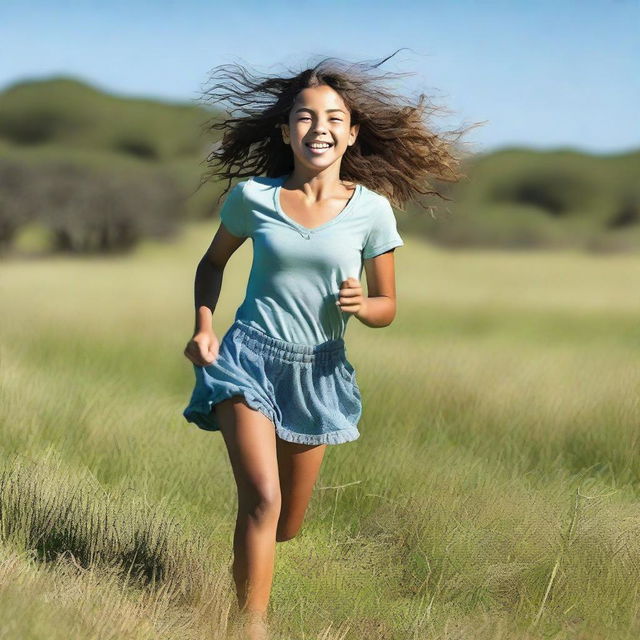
left=294, top=85, right=348, bottom=109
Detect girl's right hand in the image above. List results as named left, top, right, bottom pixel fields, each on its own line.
left=183, top=330, right=220, bottom=367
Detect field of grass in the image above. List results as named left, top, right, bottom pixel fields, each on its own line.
left=1, top=223, right=639, bottom=639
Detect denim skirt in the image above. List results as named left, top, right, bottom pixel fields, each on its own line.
left=182, top=319, right=362, bottom=445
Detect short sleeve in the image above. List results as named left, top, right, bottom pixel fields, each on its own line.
left=219, top=181, right=249, bottom=238
left=362, top=197, right=404, bottom=259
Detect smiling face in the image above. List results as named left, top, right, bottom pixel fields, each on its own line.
left=281, top=85, right=359, bottom=173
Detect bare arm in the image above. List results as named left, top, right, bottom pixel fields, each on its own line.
left=193, top=258, right=224, bottom=335
left=184, top=224, right=248, bottom=365
left=336, top=249, right=399, bottom=328
left=356, top=249, right=398, bottom=328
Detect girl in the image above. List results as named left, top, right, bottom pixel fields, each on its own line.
left=182, top=53, right=469, bottom=639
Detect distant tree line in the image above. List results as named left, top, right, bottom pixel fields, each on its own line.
left=0, top=157, right=186, bottom=255
left=1, top=78, right=639, bottom=256
left=409, top=150, right=640, bottom=253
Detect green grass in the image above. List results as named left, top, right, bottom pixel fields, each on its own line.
left=1, top=224, right=639, bottom=639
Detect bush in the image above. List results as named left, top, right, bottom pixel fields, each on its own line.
left=35, top=163, right=185, bottom=254
left=490, top=168, right=594, bottom=216
left=422, top=203, right=574, bottom=250
left=607, top=190, right=640, bottom=229
left=0, top=156, right=187, bottom=254
left=0, top=159, right=38, bottom=253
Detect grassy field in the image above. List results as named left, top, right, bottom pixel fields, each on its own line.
left=1, top=223, right=639, bottom=639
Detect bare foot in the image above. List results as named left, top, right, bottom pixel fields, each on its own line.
left=229, top=610, right=269, bottom=640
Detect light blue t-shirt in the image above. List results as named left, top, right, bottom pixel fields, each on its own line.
left=219, top=174, right=404, bottom=346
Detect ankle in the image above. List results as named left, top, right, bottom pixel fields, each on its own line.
left=240, top=608, right=267, bottom=622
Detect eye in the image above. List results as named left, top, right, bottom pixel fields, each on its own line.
left=297, top=116, right=343, bottom=122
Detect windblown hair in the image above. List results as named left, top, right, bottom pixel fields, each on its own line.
left=197, top=50, right=483, bottom=213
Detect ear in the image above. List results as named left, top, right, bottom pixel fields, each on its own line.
left=281, top=123, right=290, bottom=144
left=349, top=123, right=360, bottom=146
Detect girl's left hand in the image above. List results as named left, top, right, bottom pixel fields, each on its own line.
left=336, top=277, right=368, bottom=317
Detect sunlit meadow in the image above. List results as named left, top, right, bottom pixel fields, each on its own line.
left=1, top=222, right=639, bottom=639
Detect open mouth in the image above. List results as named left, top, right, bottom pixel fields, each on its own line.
left=305, top=142, right=334, bottom=153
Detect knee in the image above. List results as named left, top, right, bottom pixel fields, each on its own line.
left=275, top=524, right=299, bottom=543
left=275, top=531, right=296, bottom=543
left=239, top=487, right=281, bottom=523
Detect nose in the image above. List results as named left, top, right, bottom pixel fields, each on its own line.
left=313, top=122, right=329, bottom=135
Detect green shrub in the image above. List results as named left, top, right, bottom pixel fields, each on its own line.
left=0, top=153, right=187, bottom=254
left=422, top=203, right=572, bottom=250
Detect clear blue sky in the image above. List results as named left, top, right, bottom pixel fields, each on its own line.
left=1, top=0, right=638, bottom=154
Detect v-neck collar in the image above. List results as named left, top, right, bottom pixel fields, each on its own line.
left=273, top=174, right=362, bottom=236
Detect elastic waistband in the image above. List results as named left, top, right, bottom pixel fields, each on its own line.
left=232, top=319, right=344, bottom=363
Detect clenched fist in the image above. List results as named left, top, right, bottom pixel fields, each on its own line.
left=336, top=277, right=368, bottom=318
left=184, top=329, right=220, bottom=367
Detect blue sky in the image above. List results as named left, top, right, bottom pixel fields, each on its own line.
left=1, top=0, right=638, bottom=154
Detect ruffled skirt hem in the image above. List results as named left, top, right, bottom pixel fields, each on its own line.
left=183, top=390, right=360, bottom=446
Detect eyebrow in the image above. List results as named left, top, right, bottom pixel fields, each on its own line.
left=294, top=108, right=346, bottom=114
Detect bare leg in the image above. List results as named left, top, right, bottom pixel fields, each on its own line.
left=275, top=439, right=327, bottom=542
left=214, top=396, right=281, bottom=637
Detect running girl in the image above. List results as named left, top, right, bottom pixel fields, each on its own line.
left=182, top=53, right=467, bottom=639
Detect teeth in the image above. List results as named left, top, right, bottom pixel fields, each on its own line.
left=308, top=143, right=331, bottom=148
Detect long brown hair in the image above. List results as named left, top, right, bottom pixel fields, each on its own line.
left=197, top=50, right=483, bottom=213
